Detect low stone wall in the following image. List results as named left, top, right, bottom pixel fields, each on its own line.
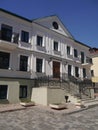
left=31, top=86, right=78, bottom=106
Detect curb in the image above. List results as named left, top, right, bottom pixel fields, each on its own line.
left=0, top=103, right=98, bottom=114
left=33, top=104, right=98, bottom=116
left=64, top=103, right=98, bottom=115
left=64, top=107, right=88, bottom=115
left=0, top=107, right=26, bottom=113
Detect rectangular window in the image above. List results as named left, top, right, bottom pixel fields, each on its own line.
left=0, top=51, right=10, bottom=69
left=54, top=41, right=58, bottom=51
left=37, top=35, right=43, bottom=46
left=36, top=58, right=43, bottom=73
left=86, top=57, right=92, bottom=64
left=74, top=49, right=78, bottom=58
left=67, top=46, right=70, bottom=55
left=19, top=85, right=27, bottom=98
left=81, top=52, right=84, bottom=63
left=21, top=30, right=29, bottom=43
left=0, top=85, right=8, bottom=99
left=75, top=67, right=79, bottom=77
left=1, top=24, right=12, bottom=42
left=83, top=68, right=86, bottom=78
left=68, top=65, right=71, bottom=76
left=91, top=70, right=94, bottom=77
left=20, top=55, right=28, bottom=71
left=94, top=88, right=98, bottom=93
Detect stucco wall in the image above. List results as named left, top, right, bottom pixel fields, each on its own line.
left=47, top=88, right=65, bottom=105
left=0, top=78, right=33, bottom=103
left=91, top=57, right=98, bottom=77
left=31, top=87, right=48, bottom=105
left=31, top=86, right=79, bottom=106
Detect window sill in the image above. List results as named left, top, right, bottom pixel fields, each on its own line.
left=21, top=41, right=30, bottom=44
left=0, top=68, right=13, bottom=71
left=36, top=45, right=46, bottom=51
left=17, top=70, right=31, bottom=73
left=67, top=54, right=73, bottom=59
left=54, top=50, right=61, bottom=55
left=74, top=57, right=80, bottom=61
left=0, top=99, right=9, bottom=104
left=19, top=97, right=28, bottom=100
left=36, top=72, right=46, bottom=77
left=36, top=72, right=45, bottom=74
left=36, top=45, right=45, bottom=47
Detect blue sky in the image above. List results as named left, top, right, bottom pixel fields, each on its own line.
left=0, top=0, right=98, bottom=47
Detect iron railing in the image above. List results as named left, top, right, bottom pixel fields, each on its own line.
left=34, top=74, right=93, bottom=99
left=0, top=30, right=19, bottom=44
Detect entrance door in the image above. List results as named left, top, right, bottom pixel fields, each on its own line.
left=53, top=61, right=60, bottom=78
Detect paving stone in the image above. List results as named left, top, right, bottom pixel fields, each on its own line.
left=0, top=105, right=98, bottom=130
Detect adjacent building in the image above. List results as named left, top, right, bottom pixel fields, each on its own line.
left=0, top=8, right=93, bottom=105
left=89, top=48, right=98, bottom=96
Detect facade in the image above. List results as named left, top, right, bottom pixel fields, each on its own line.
left=0, top=9, right=92, bottom=105
left=89, top=48, right=98, bottom=95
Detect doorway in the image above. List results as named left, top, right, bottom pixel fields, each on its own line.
left=53, top=61, right=60, bottom=78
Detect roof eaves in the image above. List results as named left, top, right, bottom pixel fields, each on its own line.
left=32, top=14, right=57, bottom=21
left=75, top=40, right=91, bottom=48
left=0, top=8, right=32, bottom=23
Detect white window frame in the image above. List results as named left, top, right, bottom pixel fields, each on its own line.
left=36, top=32, right=45, bottom=47
left=36, top=57, right=45, bottom=73
left=18, top=54, right=30, bottom=72
left=53, top=40, right=60, bottom=52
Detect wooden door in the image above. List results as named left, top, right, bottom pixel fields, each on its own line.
left=53, top=61, right=60, bottom=78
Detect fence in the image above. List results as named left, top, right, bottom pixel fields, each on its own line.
left=34, top=75, right=93, bottom=99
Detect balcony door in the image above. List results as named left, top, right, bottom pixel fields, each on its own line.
left=53, top=61, right=60, bottom=78
left=1, top=24, right=12, bottom=42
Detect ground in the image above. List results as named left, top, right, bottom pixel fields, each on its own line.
left=0, top=106, right=98, bottom=130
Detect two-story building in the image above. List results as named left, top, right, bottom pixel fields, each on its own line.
left=89, top=48, right=98, bottom=97
left=0, top=8, right=93, bottom=105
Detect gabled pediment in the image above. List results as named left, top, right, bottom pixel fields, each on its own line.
left=33, top=15, right=73, bottom=38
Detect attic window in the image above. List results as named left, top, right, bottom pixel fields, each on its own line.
left=52, top=22, right=58, bottom=29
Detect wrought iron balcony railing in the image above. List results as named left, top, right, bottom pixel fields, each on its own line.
left=0, top=30, right=19, bottom=44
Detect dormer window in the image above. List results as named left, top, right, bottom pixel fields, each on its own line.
left=52, top=21, right=58, bottom=29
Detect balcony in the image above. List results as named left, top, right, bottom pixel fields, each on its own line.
left=0, top=68, right=31, bottom=79
left=82, top=57, right=93, bottom=67
left=0, top=30, right=19, bottom=50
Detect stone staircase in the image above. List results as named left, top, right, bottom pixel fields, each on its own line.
left=34, top=76, right=94, bottom=104
left=81, top=98, right=98, bottom=108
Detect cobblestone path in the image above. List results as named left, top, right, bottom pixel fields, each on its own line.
left=0, top=106, right=98, bottom=130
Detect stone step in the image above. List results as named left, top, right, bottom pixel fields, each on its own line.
left=82, top=98, right=98, bottom=103
left=82, top=98, right=98, bottom=108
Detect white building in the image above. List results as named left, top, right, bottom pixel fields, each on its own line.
left=0, top=9, right=92, bottom=105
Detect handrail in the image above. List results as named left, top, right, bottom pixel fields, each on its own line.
left=34, top=74, right=93, bottom=99
left=0, top=30, right=19, bottom=44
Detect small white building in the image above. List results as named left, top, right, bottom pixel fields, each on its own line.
left=0, top=9, right=92, bottom=105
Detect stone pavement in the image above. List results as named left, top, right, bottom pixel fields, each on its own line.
left=0, top=103, right=85, bottom=114
left=0, top=104, right=98, bottom=130
left=0, top=104, right=26, bottom=113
